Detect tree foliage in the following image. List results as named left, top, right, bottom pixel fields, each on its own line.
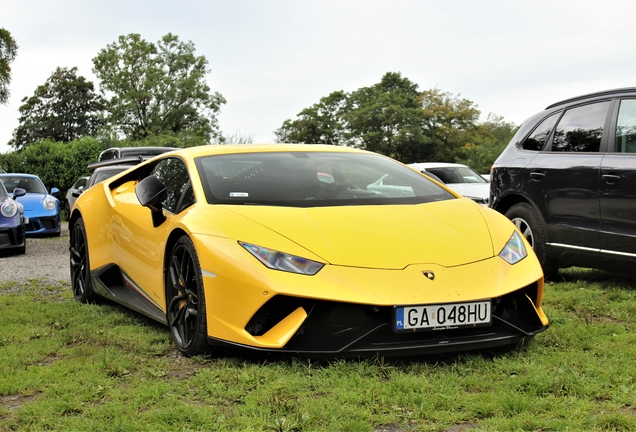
left=275, top=72, right=491, bottom=165
left=10, top=67, right=105, bottom=150
left=0, top=28, right=18, bottom=105
left=415, top=88, right=480, bottom=163
left=456, top=113, right=518, bottom=173
left=275, top=91, right=349, bottom=145
left=345, top=73, right=426, bottom=161
left=0, top=137, right=102, bottom=192
left=92, top=33, right=226, bottom=143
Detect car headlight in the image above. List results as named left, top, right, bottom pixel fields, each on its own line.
left=239, top=242, right=325, bottom=275
left=0, top=201, right=18, bottom=218
left=499, top=230, right=527, bottom=265
left=43, top=196, right=57, bottom=211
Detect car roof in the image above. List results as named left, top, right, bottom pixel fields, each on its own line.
left=545, top=87, right=636, bottom=109
left=175, top=143, right=372, bottom=158
left=0, top=173, right=41, bottom=179
left=408, top=162, right=468, bottom=169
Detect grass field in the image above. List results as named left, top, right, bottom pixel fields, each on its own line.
left=1, top=268, right=635, bottom=431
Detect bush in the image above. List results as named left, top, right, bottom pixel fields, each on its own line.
left=0, top=137, right=102, bottom=193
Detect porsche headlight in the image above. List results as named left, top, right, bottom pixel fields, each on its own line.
left=43, top=196, right=56, bottom=211
left=240, top=242, right=324, bottom=275
left=0, top=201, right=18, bottom=218
left=499, top=230, right=527, bottom=265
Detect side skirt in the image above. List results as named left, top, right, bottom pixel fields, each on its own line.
left=91, top=264, right=167, bottom=325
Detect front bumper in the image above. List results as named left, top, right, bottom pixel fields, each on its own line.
left=0, top=226, right=26, bottom=251
left=208, top=284, right=548, bottom=358
left=25, top=215, right=60, bottom=235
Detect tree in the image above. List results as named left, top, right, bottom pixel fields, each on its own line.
left=0, top=28, right=18, bottom=105
left=92, top=33, right=226, bottom=143
left=10, top=67, right=105, bottom=149
left=344, top=72, right=426, bottom=161
left=275, top=91, right=349, bottom=145
left=275, top=72, right=477, bottom=163
left=456, top=113, right=517, bottom=173
left=415, top=88, right=481, bottom=163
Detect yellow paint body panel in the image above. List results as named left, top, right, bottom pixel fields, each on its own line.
left=73, top=144, right=547, bottom=352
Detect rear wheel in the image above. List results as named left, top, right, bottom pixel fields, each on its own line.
left=166, top=235, right=209, bottom=357
left=505, top=203, right=558, bottom=280
left=69, top=217, right=97, bottom=302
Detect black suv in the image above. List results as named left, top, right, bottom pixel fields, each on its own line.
left=491, top=88, right=636, bottom=278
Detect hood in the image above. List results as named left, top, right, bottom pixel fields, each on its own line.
left=16, top=193, right=56, bottom=213
left=446, top=183, right=490, bottom=200
left=222, top=199, right=495, bottom=269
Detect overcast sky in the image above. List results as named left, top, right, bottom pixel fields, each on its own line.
left=2, top=0, right=635, bottom=154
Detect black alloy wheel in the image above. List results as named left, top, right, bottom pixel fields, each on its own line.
left=166, top=235, right=209, bottom=357
left=505, top=202, right=558, bottom=280
left=69, top=217, right=96, bottom=302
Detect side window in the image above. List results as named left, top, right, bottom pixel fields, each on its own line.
left=153, top=158, right=195, bottom=214
left=522, top=113, right=559, bottom=151
left=99, top=150, right=116, bottom=161
left=551, top=101, right=610, bottom=152
left=615, top=99, right=636, bottom=153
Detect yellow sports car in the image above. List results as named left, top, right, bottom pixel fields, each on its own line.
left=69, top=144, right=548, bottom=358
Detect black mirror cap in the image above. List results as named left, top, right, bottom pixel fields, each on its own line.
left=13, top=188, right=26, bottom=199
left=136, top=176, right=168, bottom=227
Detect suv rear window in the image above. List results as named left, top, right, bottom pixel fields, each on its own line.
left=522, top=113, right=559, bottom=151
left=551, top=102, right=610, bottom=152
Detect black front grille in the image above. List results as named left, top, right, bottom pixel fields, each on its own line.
left=242, top=282, right=546, bottom=356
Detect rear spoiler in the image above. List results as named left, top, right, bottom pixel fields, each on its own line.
left=87, top=155, right=152, bottom=171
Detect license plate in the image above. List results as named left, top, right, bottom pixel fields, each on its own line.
left=395, top=300, right=491, bottom=332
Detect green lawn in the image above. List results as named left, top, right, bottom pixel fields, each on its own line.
left=1, top=269, right=635, bottom=431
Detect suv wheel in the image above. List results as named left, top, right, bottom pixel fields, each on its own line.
left=505, top=203, right=558, bottom=280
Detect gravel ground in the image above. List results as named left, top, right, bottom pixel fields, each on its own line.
left=0, top=221, right=70, bottom=284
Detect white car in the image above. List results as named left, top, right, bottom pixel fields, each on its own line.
left=408, top=162, right=490, bottom=206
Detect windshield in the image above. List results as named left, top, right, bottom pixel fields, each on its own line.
left=424, top=166, right=487, bottom=184
left=195, top=152, right=455, bottom=207
left=0, top=176, right=47, bottom=194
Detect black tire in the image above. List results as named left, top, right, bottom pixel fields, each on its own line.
left=63, top=201, right=70, bottom=221
left=165, top=235, right=209, bottom=357
left=505, top=203, right=558, bottom=280
left=69, top=217, right=97, bottom=303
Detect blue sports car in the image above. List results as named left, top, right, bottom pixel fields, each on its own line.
left=0, top=174, right=61, bottom=237
left=0, top=180, right=27, bottom=254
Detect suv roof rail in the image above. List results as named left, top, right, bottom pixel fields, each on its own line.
left=545, top=87, right=636, bottom=109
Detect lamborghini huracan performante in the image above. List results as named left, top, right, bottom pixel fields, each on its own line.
left=69, top=144, right=549, bottom=358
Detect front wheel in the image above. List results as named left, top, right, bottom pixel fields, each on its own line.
left=63, top=201, right=70, bottom=221
left=165, top=235, right=209, bottom=357
left=505, top=203, right=558, bottom=280
left=69, top=217, right=97, bottom=303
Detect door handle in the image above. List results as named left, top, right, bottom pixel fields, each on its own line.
left=529, top=171, right=545, bottom=180
left=602, top=174, right=621, bottom=183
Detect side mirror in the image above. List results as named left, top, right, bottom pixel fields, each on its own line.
left=51, top=187, right=60, bottom=195
left=72, top=186, right=84, bottom=198
left=13, top=187, right=26, bottom=199
left=136, top=176, right=167, bottom=227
